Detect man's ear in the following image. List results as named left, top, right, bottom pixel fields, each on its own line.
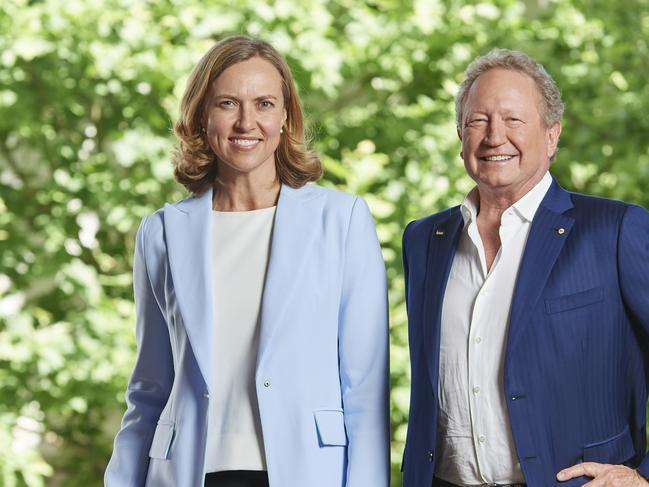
left=547, top=122, right=561, bottom=158
left=457, top=126, right=464, bottom=160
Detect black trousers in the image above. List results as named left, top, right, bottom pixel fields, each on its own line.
left=432, top=477, right=526, bottom=487
left=204, top=470, right=269, bottom=487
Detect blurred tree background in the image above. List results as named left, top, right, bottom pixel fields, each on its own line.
left=1, top=0, right=648, bottom=485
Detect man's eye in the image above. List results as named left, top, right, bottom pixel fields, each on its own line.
left=468, top=118, right=487, bottom=126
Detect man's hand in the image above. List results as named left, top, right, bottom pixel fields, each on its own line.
left=557, top=462, right=648, bottom=486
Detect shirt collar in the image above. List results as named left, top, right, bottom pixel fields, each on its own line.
left=460, top=188, right=479, bottom=226
left=460, top=171, right=553, bottom=225
left=510, top=171, right=553, bottom=222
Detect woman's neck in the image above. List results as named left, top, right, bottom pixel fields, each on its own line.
left=212, top=174, right=281, bottom=212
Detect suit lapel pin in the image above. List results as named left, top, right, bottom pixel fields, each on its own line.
left=435, top=230, right=444, bottom=236
left=555, top=227, right=565, bottom=235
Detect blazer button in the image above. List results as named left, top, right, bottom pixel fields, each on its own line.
left=203, top=392, right=210, bottom=399
left=427, top=450, right=434, bottom=462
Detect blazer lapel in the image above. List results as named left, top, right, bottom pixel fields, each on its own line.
left=163, top=189, right=214, bottom=392
left=506, top=180, right=574, bottom=355
left=256, top=184, right=324, bottom=370
left=422, top=208, right=464, bottom=390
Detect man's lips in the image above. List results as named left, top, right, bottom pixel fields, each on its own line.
left=479, top=154, right=517, bottom=161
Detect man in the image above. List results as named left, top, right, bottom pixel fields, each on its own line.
left=402, top=49, right=649, bottom=487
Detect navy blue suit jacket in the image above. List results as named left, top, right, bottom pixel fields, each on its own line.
left=402, top=180, right=649, bottom=486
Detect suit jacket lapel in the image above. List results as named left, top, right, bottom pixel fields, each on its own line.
left=506, top=180, right=574, bottom=355
left=423, top=209, right=464, bottom=390
left=256, top=184, right=324, bottom=370
left=163, top=189, right=214, bottom=392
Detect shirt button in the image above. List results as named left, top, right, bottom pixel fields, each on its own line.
left=478, top=435, right=487, bottom=443
left=472, top=386, right=481, bottom=395
left=263, top=380, right=271, bottom=388
left=475, top=336, right=482, bottom=344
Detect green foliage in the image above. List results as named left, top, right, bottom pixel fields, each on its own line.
left=1, top=0, right=648, bottom=485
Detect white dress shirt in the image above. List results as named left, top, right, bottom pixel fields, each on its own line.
left=205, top=206, right=276, bottom=473
left=435, top=172, right=552, bottom=485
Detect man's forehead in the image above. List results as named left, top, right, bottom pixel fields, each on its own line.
left=465, top=68, right=542, bottom=108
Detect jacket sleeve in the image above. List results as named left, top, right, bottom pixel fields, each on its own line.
left=399, top=220, right=412, bottom=473
left=402, top=221, right=413, bottom=313
left=105, top=215, right=174, bottom=486
left=338, top=197, right=390, bottom=487
left=617, top=205, right=649, bottom=478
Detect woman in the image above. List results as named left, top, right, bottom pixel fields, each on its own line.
left=104, top=36, right=390, bottom=487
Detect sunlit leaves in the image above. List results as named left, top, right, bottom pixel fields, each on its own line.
left=1, top=0, right=649, bottom=485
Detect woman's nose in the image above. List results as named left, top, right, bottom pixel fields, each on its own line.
left=235, top=104, right=256, bottom=131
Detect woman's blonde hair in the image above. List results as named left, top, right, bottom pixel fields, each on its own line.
left=172, top=36, right=322, bottom=195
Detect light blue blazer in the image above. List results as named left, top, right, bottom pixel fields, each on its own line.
left=105, top=183, right=390, bottom=487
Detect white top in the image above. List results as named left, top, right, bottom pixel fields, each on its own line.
left=435, top=172, right=552, bottom=485
left=204, top=206, right=276, bottom=473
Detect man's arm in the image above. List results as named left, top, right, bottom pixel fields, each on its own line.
left=558, top=204, right=649, bottom=486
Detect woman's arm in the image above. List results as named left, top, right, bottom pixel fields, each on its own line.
left=338, top=197, right=390, bottom=487
left=105, top=215, right=174, bottom=486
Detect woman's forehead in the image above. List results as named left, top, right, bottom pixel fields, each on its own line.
left=212, top=57, right=284, bottom=95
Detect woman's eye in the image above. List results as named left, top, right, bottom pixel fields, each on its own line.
left=259, top=100, right=274, bottom=108
left=219, top=100, right=235, bottom=107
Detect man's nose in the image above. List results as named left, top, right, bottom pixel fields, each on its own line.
left=484, top=119, right=507, bottom=146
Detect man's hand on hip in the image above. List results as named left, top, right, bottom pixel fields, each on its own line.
left=557, top=462, right=648, bottom=486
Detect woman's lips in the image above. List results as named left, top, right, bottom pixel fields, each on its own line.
left=229, top=137, right=261, bottom=150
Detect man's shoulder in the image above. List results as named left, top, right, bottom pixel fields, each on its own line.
left=567, top=191, right=639, bottom=219
left=569, top=191, right=631, bottom=209
left=566, top=192, right=649, bottom=240
left=404, top=206, right=461, bottom=244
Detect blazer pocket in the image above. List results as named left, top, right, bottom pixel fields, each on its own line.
left=545, top=286, right=603, bottom=314
left=314, top=409, right=347, bottom=447
left=149, top=420, right=175, bottom=459
left=583, top=424, right=635, bottom=464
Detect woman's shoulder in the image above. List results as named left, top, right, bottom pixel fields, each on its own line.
left=287, top=183, right=363, bottom=209
left=291, top=185, right=378, bottom=229
left=136, top=207, right=166, bottom=248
